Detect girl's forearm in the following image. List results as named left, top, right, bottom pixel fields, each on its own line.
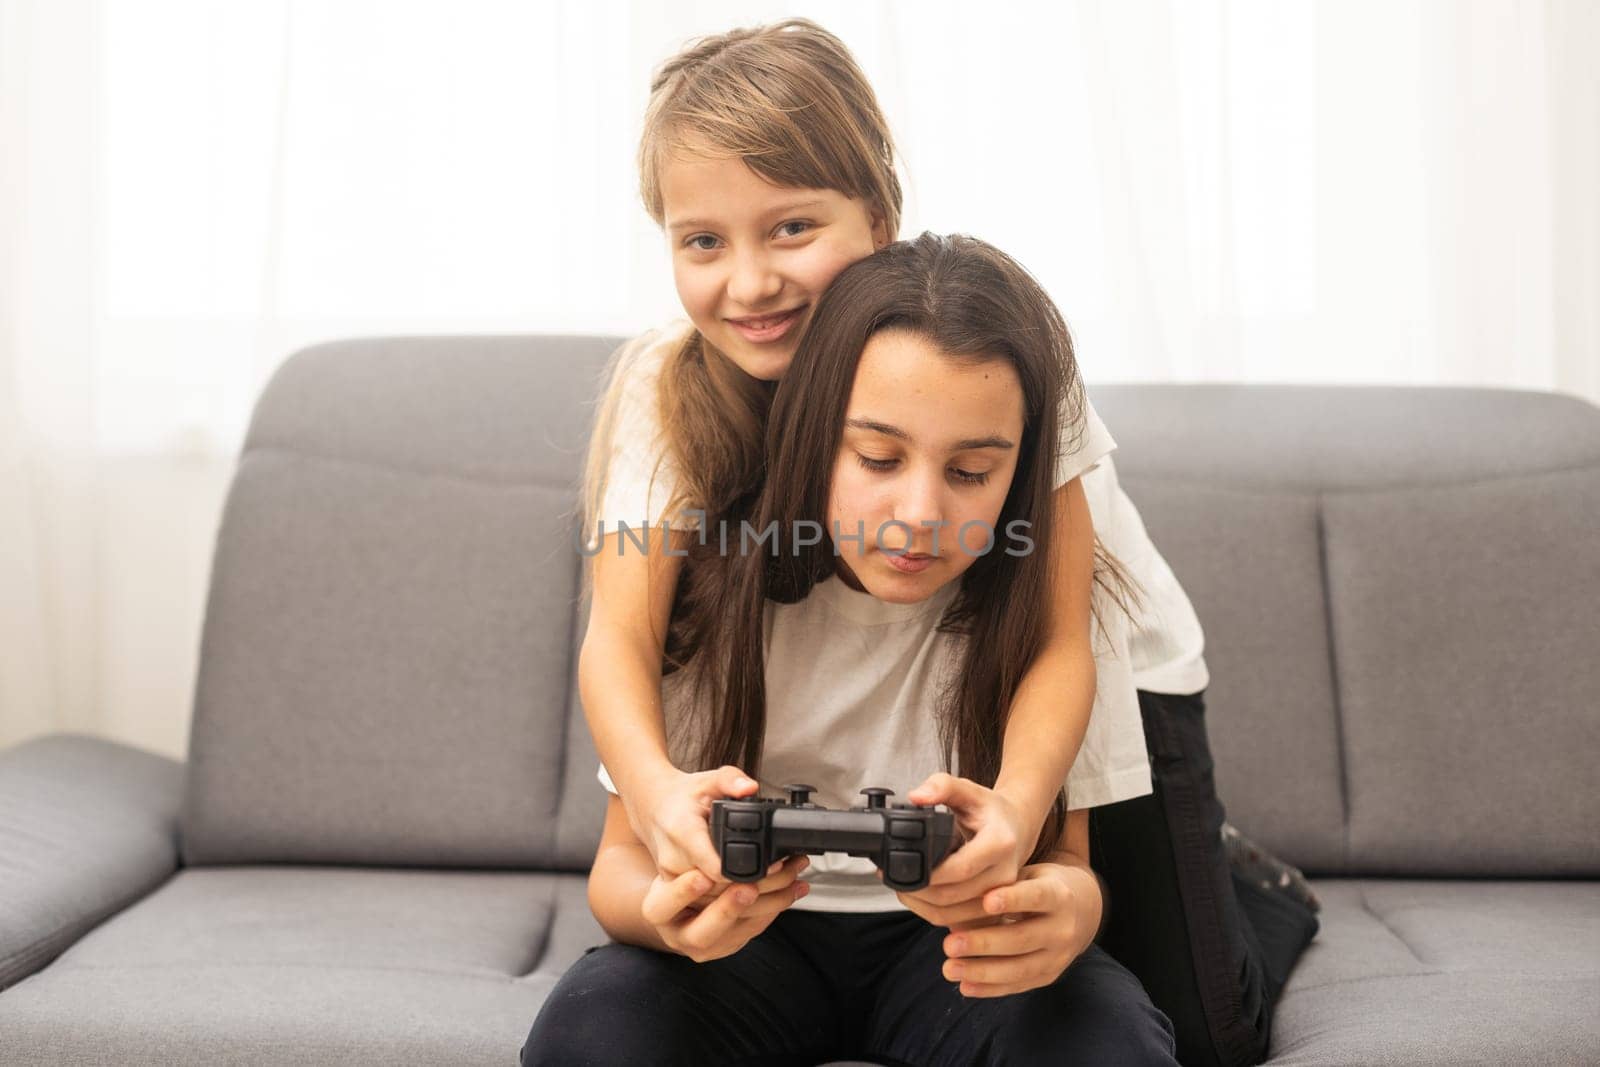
left=587, top=839, right=677, bottom=954
left=992, top=640, right=1097, bottom=854
left=578, top=621, right=680, bottom=798
left=1042, top=809, right=1105, bottom=946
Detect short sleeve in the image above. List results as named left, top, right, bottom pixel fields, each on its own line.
left=596, top=763, right=619, bottom=795
left=595, top=323, right=699, bottom=533
left=1053, top=394, right=1117, bottom=488
left=1062, top=591, right=1154, bottom=808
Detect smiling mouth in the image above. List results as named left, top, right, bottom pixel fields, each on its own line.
left=726, top=306, right=804, bottom=329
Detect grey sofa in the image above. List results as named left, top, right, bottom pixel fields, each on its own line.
left=2, top=334, right=1597, bottom=1066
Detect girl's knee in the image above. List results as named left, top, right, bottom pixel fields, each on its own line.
left=999, top=948, right=1179, bottom=1066
left=520, top=944, right=692, bottom=1064
left=1065, top=1000, right=1178, bottom=1066
left=994, top=1001, right=1176, bottom=1067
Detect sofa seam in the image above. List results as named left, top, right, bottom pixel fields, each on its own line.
left=1358, top=887, right=1429, bottom=967
left=0, top=926, right=89, bottom=990
left=1316, top=493, right=1353, bottom=870
left=0, top=868, right=182, bottom=991
left=545, top=557, right=585, bottom=840
left=511, top=879, right=561, bottom=981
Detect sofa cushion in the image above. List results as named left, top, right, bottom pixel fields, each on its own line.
left=1095, top=383, right=1600, bottom=878
left=180, top=335, right=615, bottom=869
left=1113, top=478, right=1347, bottom=873
left=1266, top=879, right=1600, bottom=1065
left=0, top=866, right=604, bottom=1066
left=1323, top=468, right=1600, bottom=876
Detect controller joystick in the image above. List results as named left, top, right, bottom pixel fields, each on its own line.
left=784, top=783, right=817, bottom=807
left=859, top=787, right=893, bottom=810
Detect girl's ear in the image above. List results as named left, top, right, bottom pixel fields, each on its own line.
left=870, top=206, right=891, bottom=250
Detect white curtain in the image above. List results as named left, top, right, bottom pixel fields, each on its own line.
left=2, top=0, right=1596, bottom=758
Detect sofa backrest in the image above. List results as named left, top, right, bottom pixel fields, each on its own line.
left=179, top=335, right=614, bottom=870
left=1094, top=384, right=1600, bottom=877
left=181, top=336, right=1600, bottom=878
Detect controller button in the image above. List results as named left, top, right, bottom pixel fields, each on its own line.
left=887, top=850, right=923, bottom=885
left=724, top=842, right=762, bottom=878
left=889, top=819, right=924, bottom=840
left=726, top=811, right=762, bottom=831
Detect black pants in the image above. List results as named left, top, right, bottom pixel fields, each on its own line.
left=1091, top=688, right=1318, bottom=1067
left=520, top=905, right=1178, bottom=1066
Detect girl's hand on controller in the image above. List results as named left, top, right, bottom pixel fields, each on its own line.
left=625, top=764, right=761, bottom=887
left=894, top=772, right=1033, bottom=917
left=640, top=854, right=811, bottom=963
left=896, top=861, right=1100, bottom=998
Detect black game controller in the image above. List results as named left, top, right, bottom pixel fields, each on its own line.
left=710, top=784, right=957, bottom=891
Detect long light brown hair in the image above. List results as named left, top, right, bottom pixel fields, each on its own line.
left=671, top=234, right=1145, bottom=865
left=580, top=19, right=902, bottom=623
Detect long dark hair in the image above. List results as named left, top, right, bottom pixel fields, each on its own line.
left=669, top=233, right=1143, bottom=864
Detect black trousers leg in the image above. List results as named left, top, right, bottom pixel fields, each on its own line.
left=859, top=916, right=1179, bottom=1067
left=1090, top=687, right=1298, bottom=1067
left=519, top=908, right=856, bottom=1067
left=522, top=905, right=1182, bottom=1066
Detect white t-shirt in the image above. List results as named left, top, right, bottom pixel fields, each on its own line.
left=1081, top=449, right=1211, bottom=694
left=597, top=570, right=1151, bottom=912
left=593, top=320, right=1209, bottom=693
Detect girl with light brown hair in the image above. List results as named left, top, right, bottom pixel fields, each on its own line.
left=576, top=14, right=1135, bottom=922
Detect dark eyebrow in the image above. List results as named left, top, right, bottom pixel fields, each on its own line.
left=952, top=433, right=1016, bottom=451
left=845, top=417, right=1015, bottom=452
left=667, top=199, right=829, bottom=234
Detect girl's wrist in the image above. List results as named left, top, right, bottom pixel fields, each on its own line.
left=988, top=778, right=1052, bottom=859
left=1045, top=861, right=1104, bottom=947
left=613, top=754, right=683, bottom=802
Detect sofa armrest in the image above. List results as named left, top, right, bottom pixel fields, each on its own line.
left=0, top=733, right=184, bottom=991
